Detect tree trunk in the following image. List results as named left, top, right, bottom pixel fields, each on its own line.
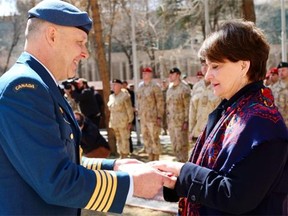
left=91, top=0, right=117, bottom=154
left=242, top=0, right=256, bottom=22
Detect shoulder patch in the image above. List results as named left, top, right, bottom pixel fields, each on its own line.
left=14, top=83, right=38, bottom=92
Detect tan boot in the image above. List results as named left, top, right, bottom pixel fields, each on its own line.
left=153, top=154, right=159, bottom=161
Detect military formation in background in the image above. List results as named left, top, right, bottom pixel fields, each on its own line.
left=136, top=67, right=165, bottom=161
left=107, top=79, right=134, bottom=159
left=265, top=62, right=288, bottom=127
left=166, top=67, right=191, bottom=162
left=61, top=60, right=287, bottom=162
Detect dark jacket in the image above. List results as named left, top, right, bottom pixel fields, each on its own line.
left=164, top=82, right=288, bottom=215
left=72, top=87, right=101, bottom=117
left=80, top=119, right=110, bottom=154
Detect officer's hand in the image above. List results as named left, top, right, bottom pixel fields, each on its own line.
left=118, top=163, right=177, bottom=197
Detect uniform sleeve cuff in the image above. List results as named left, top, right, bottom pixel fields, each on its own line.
left=125, top=174, right=134, bottom=202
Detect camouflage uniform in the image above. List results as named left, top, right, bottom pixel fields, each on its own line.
left=137, top=81, right=164, bottom=158
left=189, top=80, right=221, bottom=147
left=272, top=80, right=288, bottom=127
left=107, top=90, right=134, bottom=156
left=269, top=81, right=279, bottom=93
left=166, top=82, right=191, bottom=162
left=162, top=87, right=168, bottom=135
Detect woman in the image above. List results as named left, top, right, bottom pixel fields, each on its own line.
left=150, top=20, right=288, bottom=215
left=107, top=79, right=134, bottom=158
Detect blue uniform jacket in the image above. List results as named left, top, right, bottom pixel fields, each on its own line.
left=0, top=52, right=130, bottom=215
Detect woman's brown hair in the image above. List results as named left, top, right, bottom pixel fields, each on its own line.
left=198, top=19, right=270, bottom=82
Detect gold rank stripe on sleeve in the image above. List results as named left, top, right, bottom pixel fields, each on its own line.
left=82, top=158, right=103, bottom=170
left=85, top=170, right=117, bottom=212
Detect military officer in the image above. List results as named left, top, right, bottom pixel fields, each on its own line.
left=166, top=67, right=191, bottom=162
left=136, top=67, right=164, bottom=161
left=108, top=79, right=134, bottom=158
left=0, top=1, right=173, bottom=215
left=273, top=62, right=288, bottom=126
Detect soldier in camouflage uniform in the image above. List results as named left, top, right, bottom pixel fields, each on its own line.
left=166, top=67, right=191, bottom=162
left=272, top=62, right=288, bottom=127
left=267, top=67, right=279, bottom=91
left=189, top=59, right=221, bottom=150
left=107, top=79, right=134, bottom=158
left=136, top=67, right=164, bottom=161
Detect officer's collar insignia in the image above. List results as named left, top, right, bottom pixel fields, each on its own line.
left=14, top=83, right=37, bottom=92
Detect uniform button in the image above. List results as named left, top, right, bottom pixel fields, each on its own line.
left=191, top=195, right=196, bottom=202
left=70, top=133, right=74, bottom=139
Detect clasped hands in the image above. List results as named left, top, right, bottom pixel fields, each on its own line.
left=114, top=159, right=184, bottom=199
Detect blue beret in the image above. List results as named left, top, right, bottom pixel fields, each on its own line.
left=28, top=0, right=92, bottom=35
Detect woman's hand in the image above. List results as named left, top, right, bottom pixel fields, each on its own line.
left=148, top=161, right=184, bottom=177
